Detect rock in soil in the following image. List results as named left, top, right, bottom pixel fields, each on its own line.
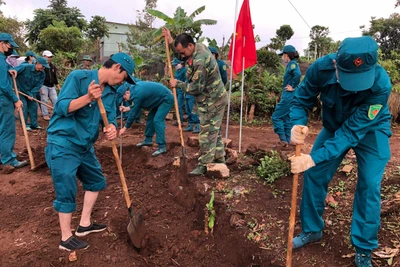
left=206, top=163, right=230, bottom=179
left=2, top=165, right=15, bottom=174
left=187, top=136, right=200, bottom=147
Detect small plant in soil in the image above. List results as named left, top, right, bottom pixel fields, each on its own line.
left=257, top=150, right=290, bottom=183
left=205, top=191, right=216, bottom=234
left=246, top=218, right=268, bottom=243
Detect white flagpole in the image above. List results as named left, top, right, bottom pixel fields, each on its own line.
left=225, top=0, right=240, bottom=140
left=238, top=36, right=246, bottom=153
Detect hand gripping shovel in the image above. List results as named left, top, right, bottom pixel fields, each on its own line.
left=164, top=36, right=188, bottom=183
left=97, top=98, right=146, bottom=249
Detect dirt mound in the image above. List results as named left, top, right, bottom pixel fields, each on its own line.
left=2, top=119, right=400, bottom=266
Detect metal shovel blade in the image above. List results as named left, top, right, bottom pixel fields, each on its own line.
left=127, top=208, right=146, bottom=249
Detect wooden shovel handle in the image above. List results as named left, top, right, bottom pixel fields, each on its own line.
left=18, top=90, right=53, bottom=109
left=286, top=144, right=302, bottom=267
left=12, top=77, right=36, bottom=170
left=164, top=36, right=185, bottom=148
left=97, top=98, right=131, bottom=208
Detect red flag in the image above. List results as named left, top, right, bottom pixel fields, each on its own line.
left=228, top=0, right=257, bottom=75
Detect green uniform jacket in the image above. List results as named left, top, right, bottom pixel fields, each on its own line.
left=47, top=70, right=117, bottom=151
left=290, top=53, right=392, bottom=164
left=217, top=59, right=227, bottom=85
left=0, top=53, right=18, bottom=102
left=125, top=81, right=173, bottom=128
left=13, top=64, right=45, bottom=96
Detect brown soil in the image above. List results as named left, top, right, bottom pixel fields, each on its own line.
left=1, top=117, right=400, bottom=267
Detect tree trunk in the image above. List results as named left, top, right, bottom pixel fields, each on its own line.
left=95, top=38, right=101, bottom=63
left=248, top=104, right=255, bottom=123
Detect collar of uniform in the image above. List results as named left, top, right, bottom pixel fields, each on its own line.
left=327, top=73, right=338, bottom=85
left=90, top=69, right=100, bottom=85
left=31, top=64, right=36, bottom=72
left=0, top=52, right=5, bottom=59
left=192, top=43, right=204, bottom=63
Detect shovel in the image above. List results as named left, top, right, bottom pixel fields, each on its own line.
left=18, top=90, right=53, bottom=110
left=286, top=144, right=302, bottom=267
left=12, top=77, right=36, bottom=170
left=120, top=111, right=123, bottom=165
left=97, top=98, right=146, bottom=249
left=164, top=36, right=188, bottom=183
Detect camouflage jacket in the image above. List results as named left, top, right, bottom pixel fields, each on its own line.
left=177, top=43, right=226, bottom=108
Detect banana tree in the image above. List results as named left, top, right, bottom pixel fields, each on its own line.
left=206, top=36, right=232, bottom=60
left=236, top=65, right=283, bottom=122
left=148, top=6, right=217, bottom=42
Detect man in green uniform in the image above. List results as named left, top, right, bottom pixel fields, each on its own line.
left=13, top=57, right=49, bottom=130
left=45, top=52, right=136, bottom=251
left=163, top=28, right=228, bottom=177
left=0, top=33, right=27, bottom=170
left=272, top=45, right=301, bottom=144
left=209, top=46, right=227, bottom=85
left=119, top=80, right=174, bottom=157
left=289, top=36, right=391, bottom=267
left=79, top=55, right=92, bottom=70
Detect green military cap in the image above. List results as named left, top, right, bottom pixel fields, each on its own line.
left=208, top=46, right=218, bottom=54
left=0, top=33, right=19, bottom=48
left=110, top=52, right=136, bottom=84
left=82, top=55, right=92, bottom=61
left=278, top=45, right=296, bottom=56
left=37, top=57, right=50, bottom=68
left=336, top=36, right=378, bottom=91
left=26, top=51, right=37, bottom=58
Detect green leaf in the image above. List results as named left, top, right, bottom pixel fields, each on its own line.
left=147, top=9, right=174, bottom=24
left=193, top=19, right=217, bottom=26
left=189, top=6, right=206, bottom=19
left=209, top=214, right=215, bottom=229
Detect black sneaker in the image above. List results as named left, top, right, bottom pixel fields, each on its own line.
left=59, top=236, right=89, bottom=251
left=75, top=222, right=107, bottom=236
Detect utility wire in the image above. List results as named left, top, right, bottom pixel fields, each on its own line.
left=287, top=0, right=312, bottom=29
left=257, top=29, right=361, bottom=43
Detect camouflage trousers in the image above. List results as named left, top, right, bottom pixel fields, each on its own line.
left=196, top=92, right=228, bottom=166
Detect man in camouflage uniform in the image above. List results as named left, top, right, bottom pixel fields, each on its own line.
left=163, top=28, right=228, bottom=176
left=78, top=55, right=92, bottom=70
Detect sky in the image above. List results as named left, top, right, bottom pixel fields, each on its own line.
left=1, top=0, right=398, bottom=55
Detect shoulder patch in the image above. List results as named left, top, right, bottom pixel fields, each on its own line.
left=223, top=65, right=227, bottom=71
left=192, top=72, right=199, bottom=81
left=368, top=104, right=382, bottom=120
left=291, top=63, right=296, bottom=69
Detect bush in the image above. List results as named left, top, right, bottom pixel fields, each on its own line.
left=257, top=150, right=290, bottom=183
left=256, top=48, right=281, bottom=74
left=389, top=91, right=400, bottom=122
left=380, top=60, right=400, bottom=84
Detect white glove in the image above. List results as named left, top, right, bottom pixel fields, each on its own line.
left=291, top=125, right=309, bottom=144
left=289, top=153, right=315, bottom=174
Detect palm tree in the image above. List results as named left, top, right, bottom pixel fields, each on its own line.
left=147, top=6, right=217, bottom=42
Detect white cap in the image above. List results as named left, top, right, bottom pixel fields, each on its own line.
left=42, top=50, right=53, bottom=57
